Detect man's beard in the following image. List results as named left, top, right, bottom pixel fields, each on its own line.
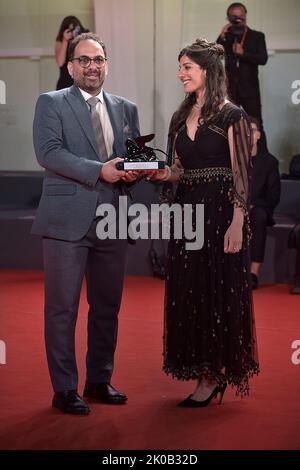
left=74, top=74, right=104, bottom=93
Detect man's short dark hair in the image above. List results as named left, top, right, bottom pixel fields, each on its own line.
left=68, top=32, right=107, bottom=60
left=227, top=2, right=247, bottom=16
left=249, top=116, right=260, bottom=131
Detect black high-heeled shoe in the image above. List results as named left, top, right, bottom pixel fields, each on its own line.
left=177, top=383, right=227, bottom=408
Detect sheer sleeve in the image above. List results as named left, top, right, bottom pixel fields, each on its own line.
left=228, top=111, right=252, bottom=214
left=160, top=119, right=183, bottom=204
left=166, top=131, right=175, bottom=167
left=160, top=130, right=176, bottom=204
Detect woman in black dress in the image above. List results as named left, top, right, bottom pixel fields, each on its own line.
left=55, top=16, right=88, bottom=90
left=150, top=38, right=259, bottom=406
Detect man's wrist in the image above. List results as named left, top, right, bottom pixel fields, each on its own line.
left=98, top=162, right=104, bottom=180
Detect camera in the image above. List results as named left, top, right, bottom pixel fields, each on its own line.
left=69, top=24, right=89, bottom=38
left=228, top=15, right=245, bottom=38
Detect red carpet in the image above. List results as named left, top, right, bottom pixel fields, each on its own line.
left=0, top=270, right=300, bottom=450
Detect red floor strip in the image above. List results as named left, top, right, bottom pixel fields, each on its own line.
left=0, top=270, right=300, bottom=450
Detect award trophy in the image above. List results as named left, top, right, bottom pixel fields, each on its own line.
left=115, top=134, right=166, bottom=171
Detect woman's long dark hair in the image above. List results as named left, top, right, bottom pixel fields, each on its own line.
left=56, top=16, right=85, bottom=41
left=169, top=38, right=227, bottom=137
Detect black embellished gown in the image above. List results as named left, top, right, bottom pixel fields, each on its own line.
left=163, top=103, right=259, bottom=396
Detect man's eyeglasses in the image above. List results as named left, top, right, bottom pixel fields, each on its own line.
left=71, top=55, right=107, bottom=68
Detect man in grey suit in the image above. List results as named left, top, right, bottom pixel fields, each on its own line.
left=32, top=32, right=140, bottom=415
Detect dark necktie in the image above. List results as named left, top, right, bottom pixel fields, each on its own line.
left=87, top=96, right=108, bottom=162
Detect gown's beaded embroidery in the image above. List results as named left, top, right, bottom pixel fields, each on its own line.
left=180, top=167, right=233, bottom=184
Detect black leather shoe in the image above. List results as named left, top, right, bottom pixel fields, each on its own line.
left=52, top=390, right=90, bottom=415
left=83, top=382, right=127, bottom=404
left=251, top=273, right=259, bottom=290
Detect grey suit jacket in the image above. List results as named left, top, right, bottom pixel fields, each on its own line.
left=31, top=85, right=140, bottom=241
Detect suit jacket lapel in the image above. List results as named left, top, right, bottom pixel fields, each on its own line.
left=104, top=91, right=124, bottom=156
left=65, top=85, right=100, bottom=160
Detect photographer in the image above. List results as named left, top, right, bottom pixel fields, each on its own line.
left=217, top=3, right=268, bottom=151
left=55, top=16, right=88, bottom=90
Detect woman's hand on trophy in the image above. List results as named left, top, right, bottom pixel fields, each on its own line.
left=120, top=170, right=140, bottom=182
left=145, top=167, right=171, bottom=181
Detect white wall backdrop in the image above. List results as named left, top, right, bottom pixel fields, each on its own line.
left=94, top=0, right=155, bottom=136
left=0, top=0, right=95, bottom=171
left=94, top=0, right=300, bottom=169
left=0, top=0, right=299, bottom=170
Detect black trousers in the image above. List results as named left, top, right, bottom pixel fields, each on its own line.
left=43, top=218, right=128, bottom=392
left=250, top=206, right=268, bottom=263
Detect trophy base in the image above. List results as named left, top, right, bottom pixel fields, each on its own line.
left=115, top=161, right=165, bottom=171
